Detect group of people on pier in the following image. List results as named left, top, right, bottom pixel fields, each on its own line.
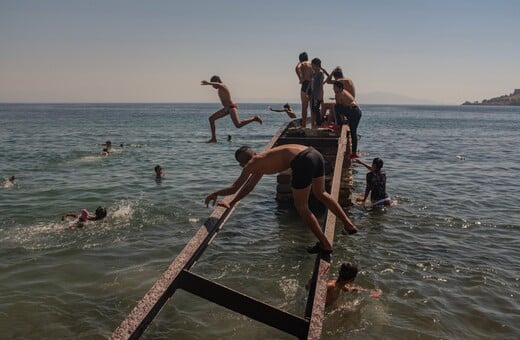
left=202, top=52, right=389, bottom=304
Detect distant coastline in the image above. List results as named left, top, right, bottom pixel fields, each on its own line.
left=462, top=89, right=520, bottom=106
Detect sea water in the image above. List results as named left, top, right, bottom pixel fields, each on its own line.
left=0, top=103, right=518, bottom=339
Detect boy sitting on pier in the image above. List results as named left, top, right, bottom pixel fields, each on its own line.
left=205, top=144, right=358, bottom=254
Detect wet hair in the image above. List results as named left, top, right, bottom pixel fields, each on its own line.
left=95, top=206, right=107, bottom=220
left=154, top=165, right=162, bottom=172
left=235, top=146, right=254, bottom=166
left=9, top=175, right=15, bottom=182
left=106, top=140, right=112, bottom=146
left=332, top=67, right=344, bottom=78
left=372, top=157, right=384, bottom=170
left=210, top=75, right=222, bottom=83
left=334, top=80, right=344, bottom=90
left=311, top=58, right=321, bottom=67
left=338, top=262, right=358, bottom=281
left=299, top=52, right=308, bottom=62
left=103, top=148, right=109, bottom=153
left=283, top=103, right=290, bottom=109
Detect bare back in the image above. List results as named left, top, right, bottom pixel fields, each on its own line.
left=296, top=61, right=313, bottom=83
left=340, top=78, right=356, bottom=98
left=335, top=89, right=356, bottom=106
left=246, top=144, right=308, bottom=175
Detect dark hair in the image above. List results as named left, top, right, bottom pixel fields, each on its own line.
left=235, top=146, right=254, bottom=165
left=95, top=206, right=107, bottom=220
left=372, top=157, right=384, bottom=170
left=311, top=58, right=321, bottom=67
left=283, top=103, right=290, bottom=109
left=333, top=80, right=344, bottom=90
left=154, top=165, right=162, bottom=172
left=332, top=67, right=344, bottom=78
left=210, top=75, right=221, bottom=83
left=339, top=262, right=358, bottom=281
left=299, top=52, right=308, bottom=62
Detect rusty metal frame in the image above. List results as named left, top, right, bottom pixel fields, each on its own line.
left=111, top=122, right=350, bottom=340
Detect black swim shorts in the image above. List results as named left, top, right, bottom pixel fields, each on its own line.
left=290, top=147, right=325, bottom=189
left=301, top=80, right=311, bottom=95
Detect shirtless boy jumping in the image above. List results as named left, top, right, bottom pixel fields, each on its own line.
left=201, top=75, right=262, bottom=143
left=205, top=144, right=358, bottom=254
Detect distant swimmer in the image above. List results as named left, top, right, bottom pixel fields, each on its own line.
left=268, top=103, right=297, bottom=119
left=227, top=135, right=232, bottom=142
left=201, top=75, right=262, bottom=143
left=98, top=140, right=113, bottom=149
left=61, top=206, right=107, bottom=228
left=325, top=262, right=381, bottom=306
left=102, top=148, right=110, bottom=156
left=204, top=144, right=358, bottom=255
left=154, top=165, right=164, bottom=178
left=2, top=175, right=15, bottom=188
left=354, top=157, right=392, bottom=207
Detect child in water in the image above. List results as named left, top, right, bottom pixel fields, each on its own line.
left=62, top=206, right=107, bottom=228
left=326, top=262, right=381, bottom=306
left=2, top=175, right=15, bottom=188
left=354, top=157, right=391, bottom=207
left=154, top=165, right=164, bottom=178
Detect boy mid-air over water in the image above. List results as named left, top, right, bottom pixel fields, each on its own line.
left=201, top=75, right=262, bottom=143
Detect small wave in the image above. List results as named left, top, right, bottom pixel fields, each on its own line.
left=111, top=203, right=134, bottom=219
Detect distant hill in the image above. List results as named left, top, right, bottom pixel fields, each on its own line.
left=462, top=89, right=520, bottom=106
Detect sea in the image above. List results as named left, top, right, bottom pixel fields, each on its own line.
left=0, top=103, right=518, bottom=339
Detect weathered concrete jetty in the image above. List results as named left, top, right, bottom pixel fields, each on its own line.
left=110, top=119, right=354, bottom=339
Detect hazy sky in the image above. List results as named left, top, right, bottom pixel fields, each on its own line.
left=1, top=0, right=519, bottom=104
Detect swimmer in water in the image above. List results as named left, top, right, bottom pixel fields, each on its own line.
left=325, top=262, right=381, bottom=306
left=61, top=206, right=107, bottom=228
left=154, top=165, right=164, bottom=178
left=2, top=175, right=15, bottom=188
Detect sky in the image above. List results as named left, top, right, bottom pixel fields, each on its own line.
left=1, top=0, right=519, bottom=104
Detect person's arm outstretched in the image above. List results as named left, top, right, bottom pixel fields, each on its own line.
left=201, top=80, right=223, bottom=88
left=354, top=158, right=373, bottom=171
left=61, top=213, right=78, bottom=221
left=205, top=165, right=261, bottom=208
left=268, top=106, right=285, bottom=112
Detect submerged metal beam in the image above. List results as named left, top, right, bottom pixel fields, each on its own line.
left=110, top=121, right=350, bottom=340
left=178, top=270, right=309, bottom=339
left=305, top=124, right=349, bottom=339
left=110, top=121, right=292, bottom=339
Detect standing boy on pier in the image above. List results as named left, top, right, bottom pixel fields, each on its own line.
left=310, top=58, right=329, bottom=128
left=295, top=52, right=313, bottom=127
left=201, top=76, right=263, bottom=143
left=205, top=144, right=358, bottom=254
left=333, top=81, right=362, bottom=159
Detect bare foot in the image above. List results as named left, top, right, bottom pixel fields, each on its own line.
left=255, top=115, right=263, bottom=124
left=342, top=227, right=358, bottom=235
left=206, top=138, right=217, bottom=143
